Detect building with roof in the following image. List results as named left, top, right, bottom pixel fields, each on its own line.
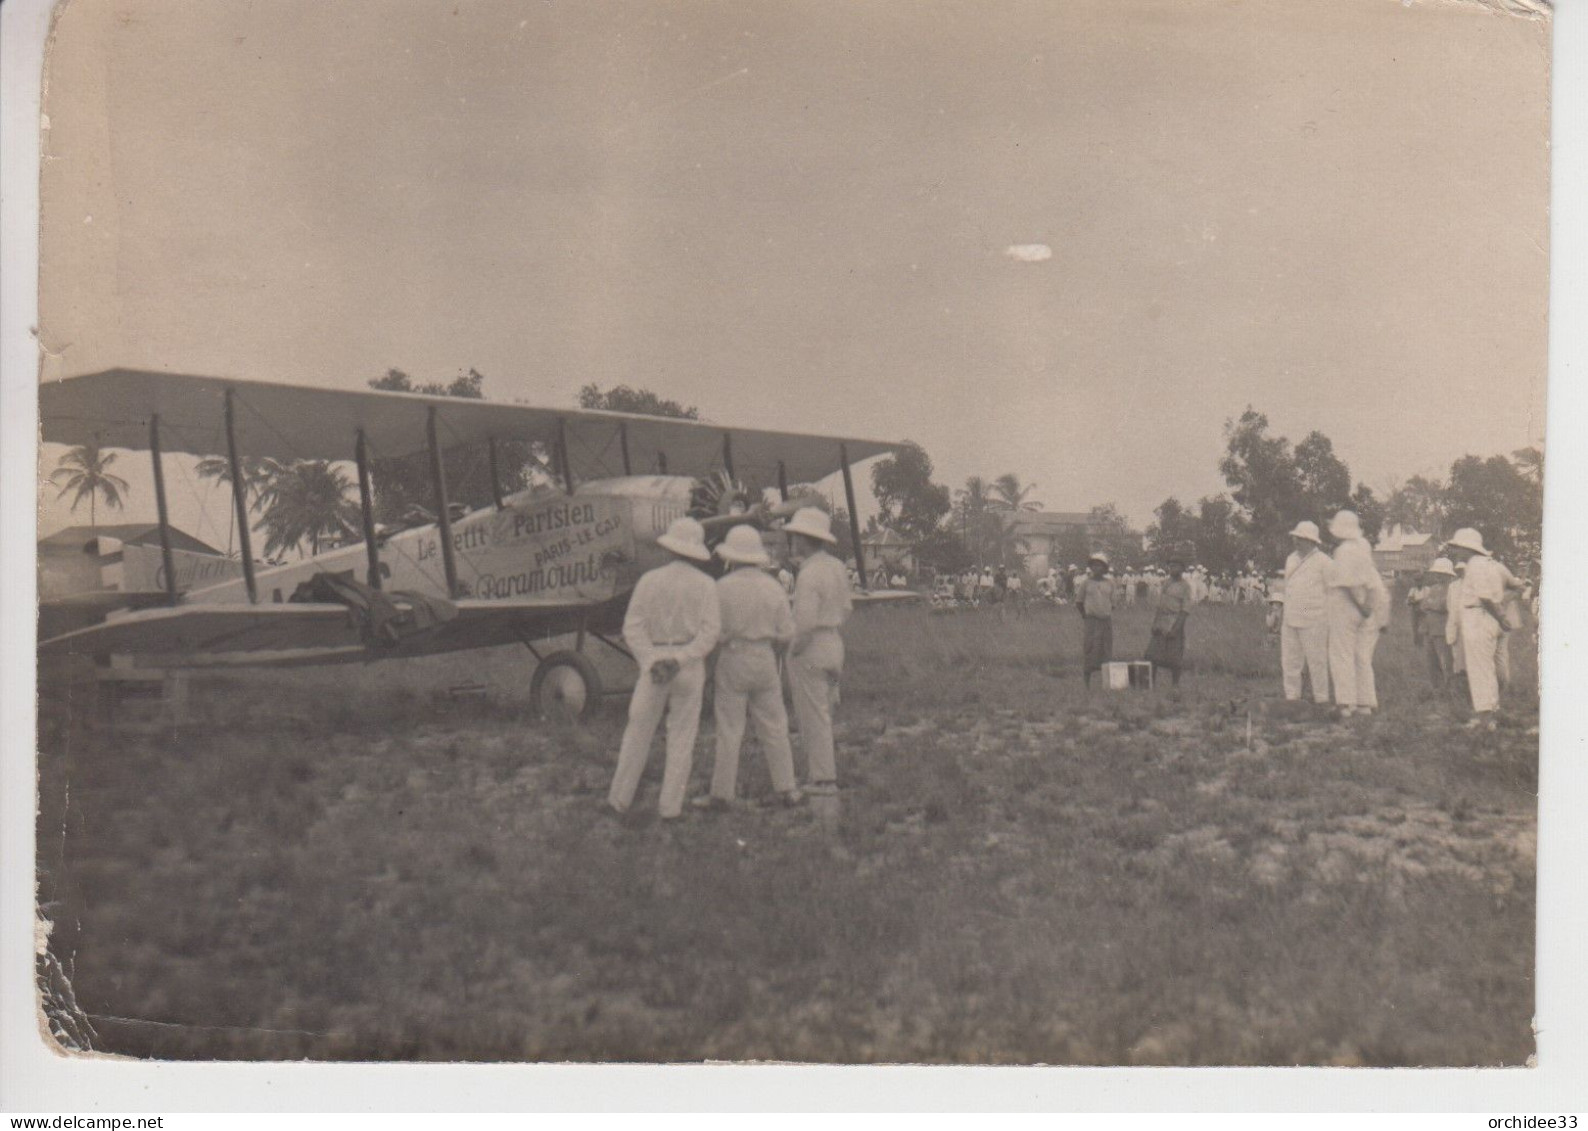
left=1002, top=510, right=1100, bottom=577
left=38, top=523, right=224, bottom=600
left=860, top=527, right=915, bottom=575
left=1373, top=525, right=1438, bottom=578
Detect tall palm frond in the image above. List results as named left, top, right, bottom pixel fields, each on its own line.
left=197, top=454, right=287, bottom=557
left=990, top=473, right=1043, bottom=513
left=257, top=461, right=361, bottom=559
left=49, top=443, right=130, bottom=529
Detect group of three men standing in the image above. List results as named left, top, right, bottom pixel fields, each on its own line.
left=606, top=507, right=852, bottom=821
left=1280, top=509, right=1517, bottom=727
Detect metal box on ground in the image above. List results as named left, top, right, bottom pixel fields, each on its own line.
left=1104, top=661, right=1153, bottom=690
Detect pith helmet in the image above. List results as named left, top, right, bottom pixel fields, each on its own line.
left=716, top=523, right=772, bottom=566
left=1445, top=527, right=1491, bottom=556
left=1328, top=510, right=1362, bottom=540
left=656, top=516, right=711, bottom=561
left=783, top=507, right=837, bottom=544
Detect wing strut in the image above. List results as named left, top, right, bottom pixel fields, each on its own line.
left=426, top=406, right=460, bottom=598
left=355, top=428, right=383, bottom=590
left=840, top=442, right=868, bottom=589
left=556, top=418, right=575, bottom=495
left=148, top=413, right=180, bottom=606
left=223, top=389, right=259, bottom=603
left=619, top=422, right=632, bottom=476
left=776, top=460, right=789, bottom=501
left=722, top=431, right=736, bottom=480
left=487, top=436, right=505, bottom=510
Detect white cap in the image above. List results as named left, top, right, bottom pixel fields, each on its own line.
left=656, top=516, right=711, bottom=561
left=1088, top=550, right=1110, bottom=566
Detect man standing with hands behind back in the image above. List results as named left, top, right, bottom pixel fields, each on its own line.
left=607, top=516, right=719, bottom=822
left=783, top=507, right=852, bottom=797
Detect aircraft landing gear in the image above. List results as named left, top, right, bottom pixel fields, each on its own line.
left=528, top=650, right=603, bottom=722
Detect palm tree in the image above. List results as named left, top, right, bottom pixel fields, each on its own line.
left=246, top=457, right=292, bottom=517
left=954, top=476, right=992, bottom=525
left=953, top=477, right=993, bottom=565
left=257, top=461, right=361, bottom=559
left=990, top=472, right=1043, bottom=513
left=50, top=443, right=130, bottom=530
left=195, top=454, right=287, bottom=557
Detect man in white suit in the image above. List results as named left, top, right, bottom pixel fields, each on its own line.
left=1324, top=510, right=1390, bottom=717
left=1445, top=528, right=1512, bottom=730
left=607, top=517, right=720, bottom=821
left=1280, top=521, right=1331, bottom=706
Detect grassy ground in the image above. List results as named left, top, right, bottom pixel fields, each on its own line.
left=35, top=602, right=1537, bottom=1064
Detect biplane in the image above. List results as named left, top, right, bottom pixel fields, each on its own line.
left=38, top=369, right=909, bottom=718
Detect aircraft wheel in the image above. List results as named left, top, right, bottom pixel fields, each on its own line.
left=530, top=651, right=603, bottom=722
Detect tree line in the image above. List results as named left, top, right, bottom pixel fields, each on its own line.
left=862, top=406, right=1543, bottom=579
left=1145, top=408, right=1542, bottom=572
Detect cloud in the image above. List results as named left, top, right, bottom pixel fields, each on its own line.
left=1005, top=243, right=1053, bottom=263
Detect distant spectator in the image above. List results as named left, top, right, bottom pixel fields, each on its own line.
left=1410, top=557, right=1458, bottom=689
left=1145, top=557, right=1192, bottom=687
left=1074, top=552, right=1118, bottom=688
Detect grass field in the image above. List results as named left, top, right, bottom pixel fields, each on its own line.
left=35, top=601, right=1538, bottom=1064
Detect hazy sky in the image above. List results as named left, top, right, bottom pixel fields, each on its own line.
left=38, top=0, right=1550, bottom=544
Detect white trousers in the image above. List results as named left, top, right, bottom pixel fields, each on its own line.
left=1326, top=602, right=1379, bottom=709
left=711, top=644, right=797, bottom=801
left=608, top=659, right=705, bottom=818
left=789, top=630, right=844, bottom=786
left=1281, top=623, right=1330, bottom=703
left=1460, top=609, right=1504, bottom=714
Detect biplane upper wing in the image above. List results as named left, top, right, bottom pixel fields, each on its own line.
left=40, top=369, right=900, bottom=484
left=37, top=596, right=617, bottom=661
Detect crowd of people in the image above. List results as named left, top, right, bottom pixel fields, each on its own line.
left=1064, top=511, right=1534, bottom=727
left=1271, top=514, right=1534, bottom=728
left=928, top=562, right=1282, bottom=611
left=607, top=505, right=1536, bottom=821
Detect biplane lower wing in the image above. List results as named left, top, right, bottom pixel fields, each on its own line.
left=37, top=596, right=628, bottom=665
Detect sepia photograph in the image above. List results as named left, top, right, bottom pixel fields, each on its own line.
left=30, top=0, right=1551, bottom=1069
